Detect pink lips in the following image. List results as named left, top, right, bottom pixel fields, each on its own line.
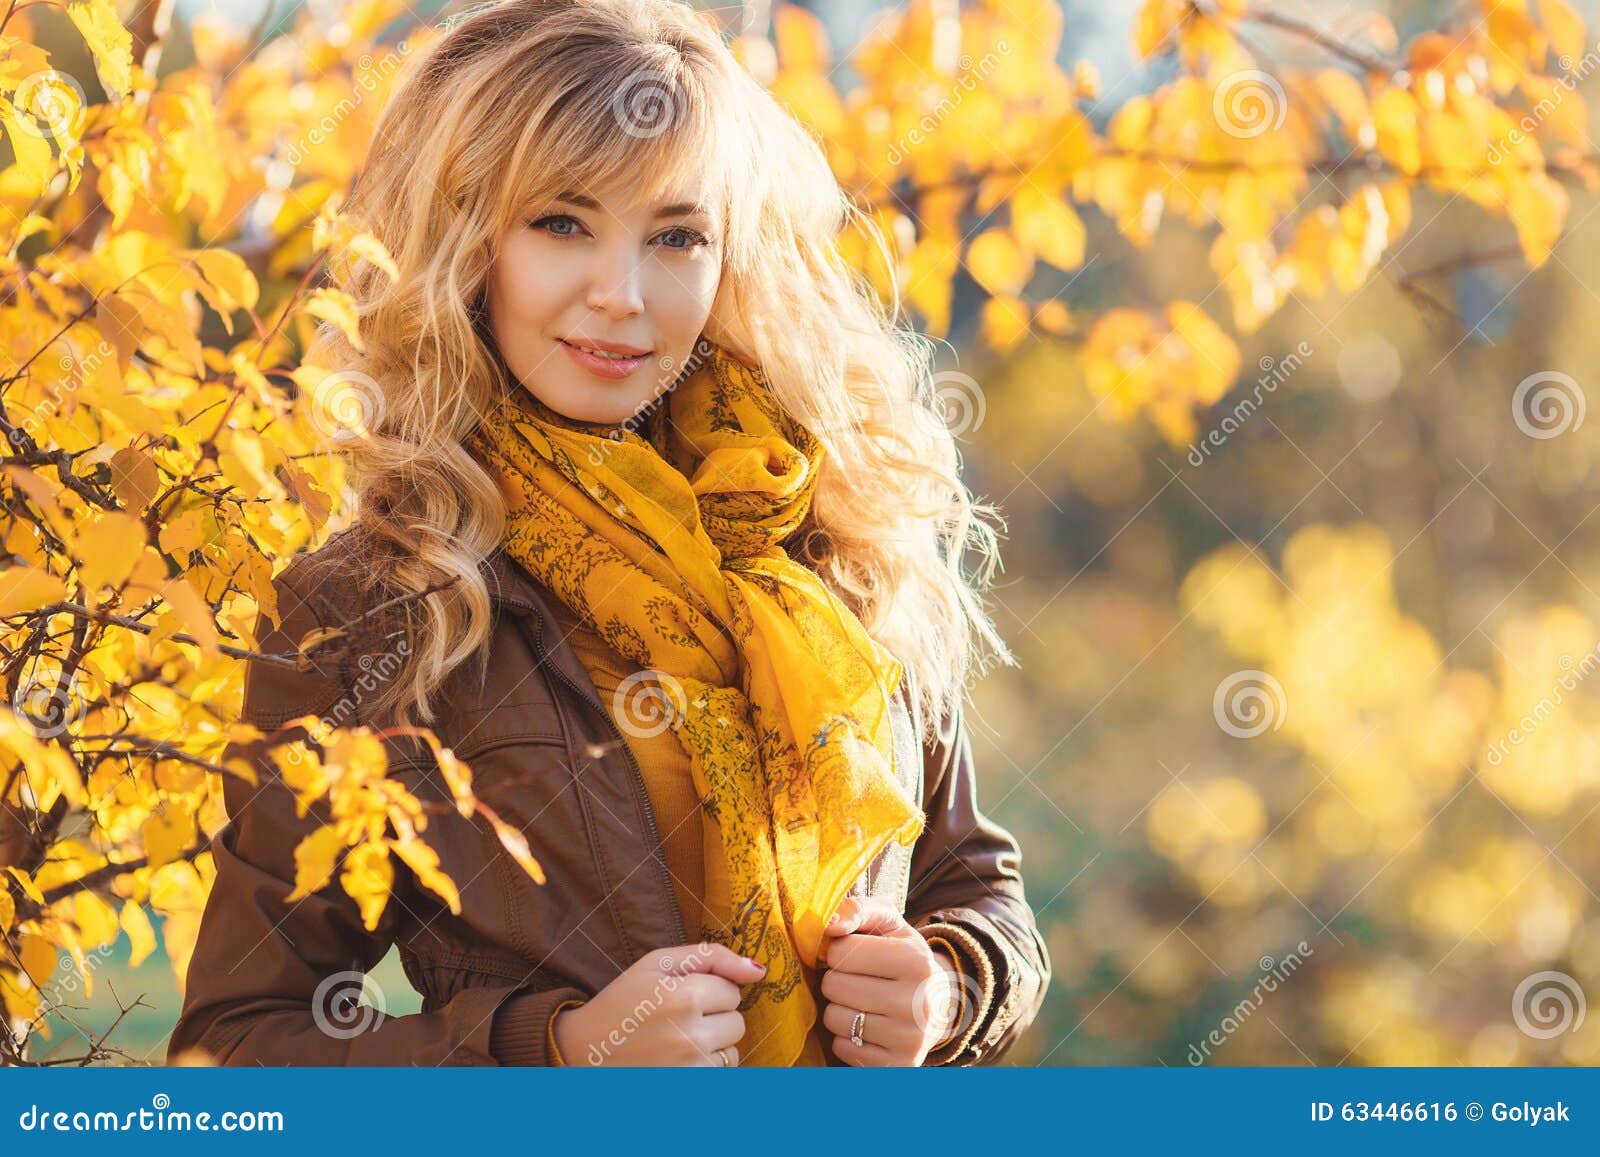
left=559, top=338, right=651, bottom=380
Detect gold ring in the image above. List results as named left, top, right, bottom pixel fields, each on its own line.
left=849, top=1010, right=866, bottom=1047
left=717, top=1046, right=733, bottom=1067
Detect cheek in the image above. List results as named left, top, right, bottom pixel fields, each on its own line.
left=645, top=259, right=720, bottom=337
left=491, top=250, right=559, bottom=329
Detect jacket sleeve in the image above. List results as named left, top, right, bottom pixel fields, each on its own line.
left=903, top=695, right=1052, bottom=1066
left=166, top=556, right=582, bottom=1066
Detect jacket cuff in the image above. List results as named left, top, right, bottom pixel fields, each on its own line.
left=489, top=987, right=590, bottom=1066
left=546, top=998, right=588, bottom=1065
left=923, top=936, right=967, bottom=1050
left=914, top=921, right=995, bottom=1065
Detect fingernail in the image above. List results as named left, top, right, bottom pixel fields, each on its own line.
left=747, top=956, right=765, bottom=970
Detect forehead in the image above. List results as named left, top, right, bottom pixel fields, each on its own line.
left=511, top=77, right=739, bottom=222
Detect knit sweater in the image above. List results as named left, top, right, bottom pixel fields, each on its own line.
left=540, top=597, right=968, bottom=1065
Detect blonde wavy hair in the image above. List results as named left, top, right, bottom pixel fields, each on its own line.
left=309, top=0, right=1014, bottom=739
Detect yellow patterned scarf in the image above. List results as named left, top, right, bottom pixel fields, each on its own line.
left=466, top=343, right=925, bottom=1066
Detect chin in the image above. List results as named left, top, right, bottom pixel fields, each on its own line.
left=531, top=385, right=653, bottom=428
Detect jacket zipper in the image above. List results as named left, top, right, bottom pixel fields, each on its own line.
left=523, top=608, right=692, bottom=948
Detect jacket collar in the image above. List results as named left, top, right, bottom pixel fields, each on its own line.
left=483, top=546, right=551, bottom=618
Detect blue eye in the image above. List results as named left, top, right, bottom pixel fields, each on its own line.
left=657, top=226, right=712, bottom=250
left=530, top=214, right=583, bottom=237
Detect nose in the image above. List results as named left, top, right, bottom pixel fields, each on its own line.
left=585, top=243, right=645, bottom=319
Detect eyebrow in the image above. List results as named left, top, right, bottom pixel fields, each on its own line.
left=552, top=192, right=712, bottom=218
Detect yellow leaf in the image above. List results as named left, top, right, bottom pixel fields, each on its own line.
left=18, top=929, right=57, bottom=988
left=73, top=511, right=147, bottom=593
left=303, top=288, right=364, bottom=352
left=1313, top=69, right=1372, bottom=142
left=1011, top=186, right=1087, bottom=270
left=108, top=446, right=160, bottom=514
left=966, top=228, right=1034, bottom=296
left=71, top=889, right=120, bottom=950
left=1135, top=0, right=1185, bottom=59
left=906, top=235, right=958, bottom=336
left=1507, top=170, right=1568, bottom=266
left=66, top=0, right=134, bottom=101
left=339, top=841, right=393, bottom=932
left=390, top=837, right=461, bottom=914
left=0, top=888, right=13, bottom=934
left=186, top=248, right=260, bottom=331
left=1373, top=87, right=1422, bottom=175
left=3, top=99, right=55, bottom=187
left=1536, top=0, right=1584, bottom=64
left=1034, top=300, right=1073, bottom=336
left=284, top=823, right=346, bottom=902
left=774, top=4, right=831, bottom=72
left=435, top=746, right=475, bottom=816
left=159, top=576, right=221, bottom=662
left=484, top=810, right=546, bottom=885
left=142, top=803, right=196, bottom=871
left=1167, top=302, right=1241, bottom=406
left=0, top=565, right=68, bottom=617
left=980, top=295, right=1032, bottom=353
left=120, top=898, right=157, bottom=967
left=345, top=232, right=399, bottom=282
left=6, top=865, right=47, bottom=906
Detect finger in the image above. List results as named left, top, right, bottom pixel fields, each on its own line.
left=831, top=1032, right=894, bottom=1066
left=826, top=896, right=906, bottom=938
left=822, top=931, right=910, bottom=979
left=697, top=1009, right=747, bottom=1052
left=822, top=1000, right=878, bottom=1043
left=822, top=1001, right=919, bottom=1051
left=677, top=972, right=742, bottom=1013
left=654, top=941, right=767, bottom=985
left=820, top=966, right=901, bottom=1013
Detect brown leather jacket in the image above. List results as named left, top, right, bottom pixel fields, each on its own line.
left=167, top=527, right=1050, bottom=1066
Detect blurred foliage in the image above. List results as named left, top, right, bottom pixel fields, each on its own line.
left=2, top=0, right=1599, bottom=1066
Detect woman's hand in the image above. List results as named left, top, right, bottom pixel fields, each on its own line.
left=818, top=896, right=963, bottom=1065
left=551, top=941, right=765, bottom=1066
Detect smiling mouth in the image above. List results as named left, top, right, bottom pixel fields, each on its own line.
left=558, top=338, right=651, bottom=360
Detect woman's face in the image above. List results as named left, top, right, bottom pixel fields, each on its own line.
left=486, top=178, right=723, bottom=426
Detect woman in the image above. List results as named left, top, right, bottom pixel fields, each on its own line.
left=169, top=0, right=1049, bottom=1067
